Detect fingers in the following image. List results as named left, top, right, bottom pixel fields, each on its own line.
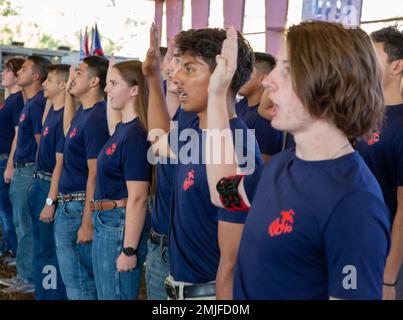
left=110, top=52, right=115, bottom=66
left=69, top=64, right=75, bottom=79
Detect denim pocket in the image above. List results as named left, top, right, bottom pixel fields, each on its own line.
left=96, top=209, right=124, bottom=231
left=62, top=201, right=84, bottom=217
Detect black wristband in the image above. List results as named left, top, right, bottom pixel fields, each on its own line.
left=383, top=281, right=397, bottom=287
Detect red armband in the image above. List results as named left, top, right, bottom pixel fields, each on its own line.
left=216, top=175, right=250, bottom=211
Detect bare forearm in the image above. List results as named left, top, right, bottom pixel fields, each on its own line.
left=206, top=93, right=237, bottom=204
left=48, top=156, right=63, bottom=200
left=215, top=263, right=234, bottom=300
left=7, top=134, right=17, bottom=168
left=123, top=200, right=147, bottom=248
left=147, top=75, right=170, bottom=133
left=83, top=174, right=96, bottom=225
left=64, top=94, right=76, bottom=136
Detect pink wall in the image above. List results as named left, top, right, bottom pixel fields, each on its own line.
left=191, top=0, right=210, bottom=29
left=154, top=0, right=289, bottom=54
left=223, top=0, right=245, bottom=31
left=166, top=0, right=184, bottom=40
left=154, top=0, right=164, bottom=45
left=265, top=0, right=288, bottom=55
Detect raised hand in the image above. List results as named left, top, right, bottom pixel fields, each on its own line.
left=208, top=26, right=238, bottom=95
left=66, top=64, right=76, bottom=94
left=142, top=23, right=162, bottom=78
left=161, top=38, right=175, bottom=79
left=107, top=53, right=116, bottom=82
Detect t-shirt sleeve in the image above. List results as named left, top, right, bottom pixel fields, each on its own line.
left=217, top=207, right=248, bottom=224
left=324, top=191, right=391, bottom=300
left=254, top=116, right=283, bottom=156
left=84, top=117, right=110, bottom=159
left=31, top=104, right=45, bottom=135
left=123, top=134, right=152, bottom=181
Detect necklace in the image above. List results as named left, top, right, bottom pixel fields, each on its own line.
left=330, top=142, right=351, bottom=159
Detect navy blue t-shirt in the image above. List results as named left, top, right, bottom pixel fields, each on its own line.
left=95, top=118, right=151, bottom=200
left=235, top=149, right=391, bottom=300
left=14, top=90, right=46, bottom=163
left=36, top=106, right=65, bottom=173
left=169, top=117, right=262, bottom=283
left=151, top=107, right=198, bottom=235
left=236, top=97, right=283, bottom=156
left=0, top=91, right=24, bottom=154
left=59, top=101, right=109, bottom=194
left=356, top=104, right=403, bottom=219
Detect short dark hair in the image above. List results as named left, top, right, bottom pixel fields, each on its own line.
left=27, top=55, right=51, bottom=83
left=4, top=57, right=25, bottom=77
left=174, top=28, right=254, bottom=94
left=83, top=55, right=109, bottom=92
left=254, top=52, right=276, bottom=75
left=371, top=26, right=403, bottom=63
left=46, top=64, right=70, bottom=82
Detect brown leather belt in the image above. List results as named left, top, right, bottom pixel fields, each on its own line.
left=90, top=199, right=127, bottom=211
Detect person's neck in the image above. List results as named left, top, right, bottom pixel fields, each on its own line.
left=199, top=93, right=237, bottom=129
left=50, top=94, right=66, bottom=111
left=294, top=120, right=353, bottom=161
left=79, top=90, right=104, bottom=109
left=246, top=87, right=264, bottom=107
left=384, top=80, right=403, bottom=106
left=23, top=82, right=42, bottom=100
left=7, top=84, right=22, bottom=95
left=121, top=104, right=137, bottom=123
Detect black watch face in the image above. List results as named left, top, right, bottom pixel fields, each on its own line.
left=124, top=247, right=137, bottom=256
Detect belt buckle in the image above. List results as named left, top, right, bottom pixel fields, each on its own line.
left=164, top=279, right=178, bottom=300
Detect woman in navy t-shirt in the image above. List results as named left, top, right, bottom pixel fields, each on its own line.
left=206, top=23, right=391, bottom=299
left=92, top=60, right=152, bottom=300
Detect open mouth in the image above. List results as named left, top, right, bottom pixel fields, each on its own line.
left=177, top=90, right=188, bottom=101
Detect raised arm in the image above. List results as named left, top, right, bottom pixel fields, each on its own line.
left=63, top=65, right=77, bottom=136
left=143, top=23, right=170, bottom=133
left=205, top=26, right=251, bottom=208
left=143, top=23, right=176, bottom=159
left=162, top=38, right=181, bottom=118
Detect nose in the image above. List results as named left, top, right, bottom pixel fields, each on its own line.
left=171, top=66, right=184, bottom=87
left=262, top=68, right=278, bottom=93
left=104, top=83, right=111, bottom=93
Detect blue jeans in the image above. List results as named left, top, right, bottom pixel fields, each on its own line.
left=54, top=199, right=97, bottom=300
left=0, top=157, right=17, bottom=253
left=92, top=207, right=150, bottom=300
left=29, top=177, right=67, bottom=300
left=9, top=164, right=35, bottom=282
left=145, top=238, right=170, bottom=300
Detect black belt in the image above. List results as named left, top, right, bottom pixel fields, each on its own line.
left=57, top=192, right=86, bottom=204
left=34, top=171, right=52, bottom=182
left=164, top=278, right=216, bottom=300
left=149, top=229, right=168, bottom=247
left=14, top=162, right=35, bottom=169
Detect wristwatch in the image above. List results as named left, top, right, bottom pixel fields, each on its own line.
left=46, top=198, right=56, bottom=206
left=122, top=247, right=137, bottom=257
